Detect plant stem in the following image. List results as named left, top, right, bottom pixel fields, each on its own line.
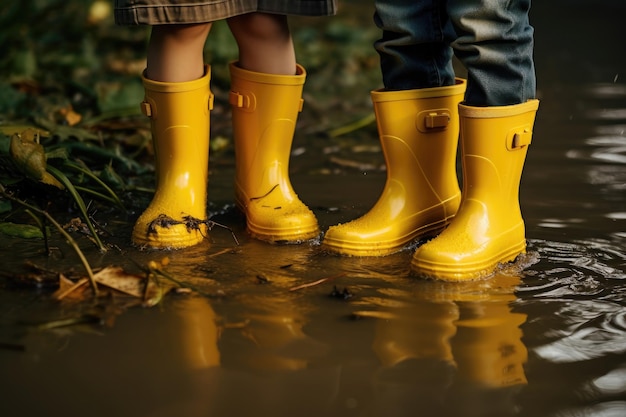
left=47, top=165, right=107, bottom=252
left=0, top=184, right=98, bottom=296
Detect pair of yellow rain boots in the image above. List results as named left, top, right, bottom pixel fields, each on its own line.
left=132, top=64, right=318, bottom=249
left=322, top=82, right=539, bottom=281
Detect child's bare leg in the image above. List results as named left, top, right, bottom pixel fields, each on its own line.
left=147, top=23, right=212, bottom=82
left=227, top=13, right=296, bottom=74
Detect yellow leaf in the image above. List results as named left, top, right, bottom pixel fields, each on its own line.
left=9, top=131, right=64, bottom=189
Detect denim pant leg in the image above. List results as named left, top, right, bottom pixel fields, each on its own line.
left=448, top=0, right=536, bottom=106
left=374, top=0, right=457, bottom=90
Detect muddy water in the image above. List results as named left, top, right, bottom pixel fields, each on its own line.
left=2, top=1, right=626, bottom=417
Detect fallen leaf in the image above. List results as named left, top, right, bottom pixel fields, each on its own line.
left=58, top=105, right=82, bottom=126
left=93, top=266, right=147, bottom=298
left=0, top=222, right=44, bottom=238
left=52, top=275, right=90, bottom=301
left=9, top=131, right=64, bottom=189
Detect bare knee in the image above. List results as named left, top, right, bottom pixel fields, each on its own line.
left=151, top=23, right=212, bottom=46
left=228, top=13, right=291, bottom=47
left=147, top=23, right=212, bottom=82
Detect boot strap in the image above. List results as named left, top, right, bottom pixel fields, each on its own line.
left=229, top=91, right=304, bottom=112
left=508, top=127, right=533, bottom=150
left=417, top=109, right=451, bottom=132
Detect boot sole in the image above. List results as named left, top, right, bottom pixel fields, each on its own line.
left=410, top=241, right=527, bottom=281
left=321, top=220, right=449, bottom=257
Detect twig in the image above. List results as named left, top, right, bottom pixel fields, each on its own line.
left=206, top=220, right=240, bottom=246
left=289, top=272, right=347, bottom=292
left=54, top=277, right=89, bottom=301
left=26, top=315, right=101, bottom=330
left=207, top=247, right=238, bottom=258
left=0, top=184, right=98, bottom=296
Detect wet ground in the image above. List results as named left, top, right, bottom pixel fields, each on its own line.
left=1, top=1, right=626, bottom=416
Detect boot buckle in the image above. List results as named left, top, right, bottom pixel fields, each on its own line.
left=508, top=127, right=533, bottom=150
left=229, top=91, right=245, bottom=108
left=229, top=91, right=257, bottom=111
left=426, top=112, right=450, bottom=128
left=417, top=110, right=450, bottom=132
left=140, top=101, right=152, bottom=117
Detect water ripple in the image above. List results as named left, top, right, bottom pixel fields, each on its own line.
left=567, top=135, right=626, bottom=165
left=555, top=401, right=626, bottom=417
left=590, top=366, right=626, bottom=395
left=582, top=83, right=626, bottom=99
left=533, top=301, right=626, bottom=363
left=526, top=239, right=626, bottom=284
left=521, top=239, right=626, bottom=364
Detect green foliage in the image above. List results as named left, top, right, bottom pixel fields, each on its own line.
left=95, top=79, right=145, bottom=114
left=1, top=0, right=101, bottom=77
left=0, top=1, right=152, bottom=247
left=0, top=222, right=45, bottom=239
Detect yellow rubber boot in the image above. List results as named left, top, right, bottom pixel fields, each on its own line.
left=322, top=80, right=466, bottom=256
left=132, top=66, right=213, bottom=248
left=229, top=62, right=319, bottom=243
left=411, top=100, right=540, bottom=280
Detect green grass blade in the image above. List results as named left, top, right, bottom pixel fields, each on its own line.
left=47, top=165, right=106, bottom=252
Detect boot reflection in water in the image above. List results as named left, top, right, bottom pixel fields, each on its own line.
left=324, top=0, right=539, bottom=280
left=235, top=295, right=313, bottom=371
left=369, top=274, right=528, bottom=415
left=207, top=242, right=325, bottom=371
left=114, top=3, right=336, bottom=248
left=174, top=296, right=221, bottom=370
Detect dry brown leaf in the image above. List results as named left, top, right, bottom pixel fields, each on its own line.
left=93, top=266, right=146, bottom=298
left=52, top=266, right=166, bottom=306
left=52, top=275, right=90, bottom=301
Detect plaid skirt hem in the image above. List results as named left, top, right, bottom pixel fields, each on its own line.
left=114, top=0, right=336, bottom=25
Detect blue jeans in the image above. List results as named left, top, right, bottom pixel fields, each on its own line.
left=374, top=0, right=536, bottom=106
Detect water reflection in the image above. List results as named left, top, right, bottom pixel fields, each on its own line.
left=566, top=85, right=626, bottom=184
left=566, top=134, right=626, bottom=171
left=533, top=301, right=626, bottom=363
left=514, top=237, right=626, bottom=417
left=172, top=296, right=220, bottom=370
left=590, top=366, right=626, bottom=397
left=555, top=402, right=626, bottom=417
left=354, top=273, right=528, bottom=416
left=581, top=83, right=626, bottom=100
left=136, top=247, right=538, bottom=417
left=149, top=292, right=340, bottom=417
left=161, top=239, right=330, bottom=371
